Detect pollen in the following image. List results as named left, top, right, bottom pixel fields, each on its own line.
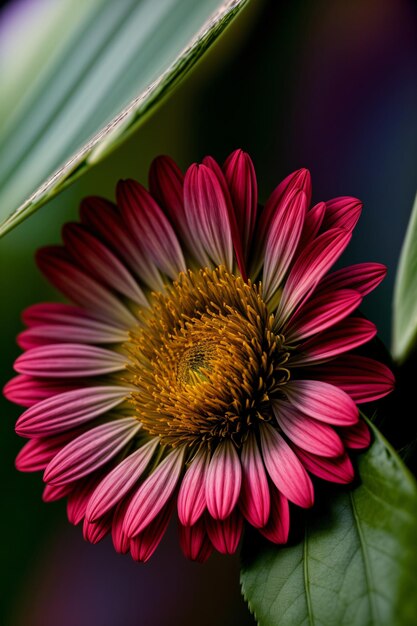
left=127, top=266, right=290, bottom=448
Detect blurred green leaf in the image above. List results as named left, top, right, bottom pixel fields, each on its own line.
left=393, top=193, right=417, bottom=363
left=240, top=420, right=417, bottom=626
left=0, top=0, right=247, bottom=236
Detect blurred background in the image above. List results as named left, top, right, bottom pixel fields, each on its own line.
left=0, top=0, right=416, bottom=624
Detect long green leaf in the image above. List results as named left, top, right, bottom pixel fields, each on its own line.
left=0, top=0, right=247, bottom=236
left=393, top=192, right=417, bottom=363
left=240, top=421, right=417, bottom=626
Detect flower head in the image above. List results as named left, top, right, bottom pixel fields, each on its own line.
left=4, top=150, right=394, bottom=562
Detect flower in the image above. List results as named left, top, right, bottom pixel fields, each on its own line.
left=4, top=150, right=394, bottom=562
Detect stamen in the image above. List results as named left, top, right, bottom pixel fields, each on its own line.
left=127, top=267, right=289, bottom=447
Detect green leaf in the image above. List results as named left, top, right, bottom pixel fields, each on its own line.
left=393, top=192, right=417, bottom=363
left=0, top=0, right=247, bottom=236
left=240, top=421, right=417, bottom=626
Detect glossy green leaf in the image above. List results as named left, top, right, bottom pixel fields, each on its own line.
left=0, top=0, right=247, bottom=236
left=393, top=192, right=417, bottom=363
left=240, top=421, right=417, bottom=626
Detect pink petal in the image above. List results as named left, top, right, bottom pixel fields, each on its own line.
left=223, top=149, right=258, bottom=256
left=36, top=247, right=136, bottom=328
left=293, top=446, right=355, bottom=484
left=44, top=418, right=140, bottom=485
left=298, top=202, right=326, bottom=248
left=62, top=223, right=147, bottom=306
left=14, top=344, right=127, bottom=378
left=259, top=486, right=290, bottom=544
left=317, top=263, right=387, bottom=297
left=42, top=483, right=72, bottom=502
left=277, top=229, right=352, bottom=322
left=205, top=440, right=242, bottom=520
left=67, top=475, right=101, bottom=525
left=124, top=447, right=185, bottom=537
left=15, top=433, right=72, bottom=472
left=205, top=509, right=243, bottom=555
left=177, top=448, right=209, bottom=526
left=130, top=500, right=174, bottom=563
left=262, top=189, right=307, bottom=300
left=117, top=179, right=185, bottom=279
left=83, top=513, right=112, bottom=544
left=239, top=432, right=270, bottom=528
left=284, top=380, right=358, bottom=426
left=178, top=518, right=213, bottom=563
left=184, top=163, right=233, bottom=270
left=293, top=318, right=377, bottom=365
left=16, top=386, right=132, bottom=437
left=310, top=355, right=395, bottom=403
left=112, top=496, right=131, bottom=554
left=149, top=156, right=185, bottom=230
left=4, top=375, right=80, bottom=408
left=256, top=169, right=312, bottom=249
left=18, top=323, right=128, bottom=350
left=86, top=438, right=159, bottom=522
left=203, top=155, right=246, bottom=277
left=339, top=420, right=371, bottom=449
left=322, top=196, right=362, bottom=231
left=273, top=401, right=344, bottom=457
left=23, top=302, right=97, bottom=327
left=260, top=422, right=314, bottom=508
left=80, top=196, right=163, bottom=292
left=284, top=289, right=362, bottom=342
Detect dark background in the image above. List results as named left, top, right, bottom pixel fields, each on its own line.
left=0, top=0, right=416, bottom=624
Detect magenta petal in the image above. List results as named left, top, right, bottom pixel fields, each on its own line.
left=16, top=386, right=132, bottom=437
left=260, top=422, right=314, bottom=508
left=14, top=343, right=127, bottom=378
left=83, top=513, right=112, bottom=544
left=223, top=149, right=258, bottom=256
left=44, top=418, right=140, bottom=485
left=284, top=380, right=358, bottom=426
left=205, top=440, right=242, bottom=520
left=205, top=509, right=243, bottom=555
left=285, top=289, right=362, bottom=342
left=318, top=262, right=387, bottom=297
left=311, top=355, right=395, bottom=403
left=130, top=500, right=174, bottom=563
left=262, top=189, right=307, bottom=300
left=117, top=179, right=186, bottom=279
left=298, top=202, right=326, bottom=249
left=149, top=156, right=185, bottom=230
left=67, top=475, right=101, bottom=525
left=178, top=518, right=213, bottom=563
left=86, top=438, right=158, bottom=522
left=273, top=401, right=344, bottom=457
left=42, top=483, right=72, bottom=502
left=339, top=420, right=371, bottom=449
left=15, top=433, right=71, bottom=472
left=4, top=375, right=79, bottom=408
left=112, top=496, right=131, bottom=554
left=277, top=229, right=352, bottom=322
left=124, top=447, right=184, bottom=537
left=293, top=318, right=377, bottom=365
left=293, top=446, right=355, bottom=484
left=184, top=163, right=233, bottom=270
left=322, top=196, right=362, bottom=232
left=239, top=433, right=270, bottom=528
left=257, top=169, right=312, bottom=250
left=177, top=449, right=209, bottom=526
left=80, top=196, right=163, bottom=292
left=62, top=223, right=147, bottom=307
left=36, top=247, right=136, bottom=328
left=259, top=486, right=290, bottom=544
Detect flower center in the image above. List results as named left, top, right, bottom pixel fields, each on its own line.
left=127, top=267, right=289, bottom=449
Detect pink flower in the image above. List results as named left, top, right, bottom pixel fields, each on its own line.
left=4, top=150, right=394, bottom=562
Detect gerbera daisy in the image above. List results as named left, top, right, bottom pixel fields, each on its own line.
left=4, top=150, right=394, bottom=562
